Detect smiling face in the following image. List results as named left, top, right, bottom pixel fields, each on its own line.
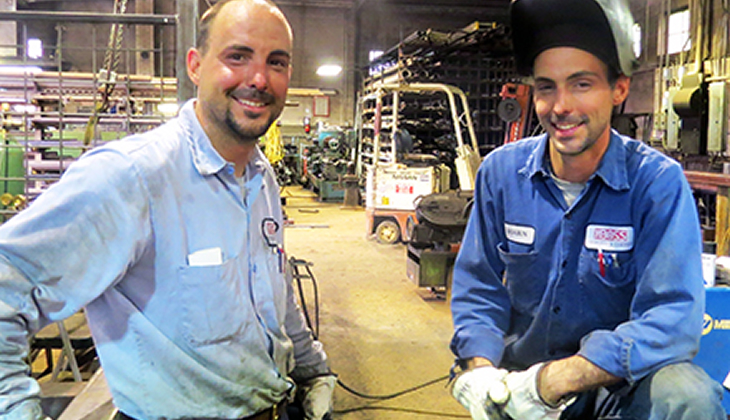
left=187, top=0, right=292, bottom=145
left=532, top=47, right=629, bottom=172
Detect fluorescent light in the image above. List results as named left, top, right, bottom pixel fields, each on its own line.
left=157, top=102, right=179, bottom=115
left=316, top=64, right=342, bottom=77
left=369, top=50, right=383, bottom=61
left=27, top=39, right=43, bottom=59
left=13, top=104, right=37, bottom=114
left=0, top=66, right=43, bottom=75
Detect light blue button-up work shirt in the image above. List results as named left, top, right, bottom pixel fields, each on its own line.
left=0, top=100, right=328, bottom=420
left=451, top=131, right=705, bottom=384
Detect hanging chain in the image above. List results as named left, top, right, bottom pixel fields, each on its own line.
left=100, top=0, right=128, bottom=98
left=85, top=0, right=129, bottom=145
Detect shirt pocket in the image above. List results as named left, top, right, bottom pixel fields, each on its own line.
left=497, top=242, right=543, bottom=314
left=578, top=248, right=634, bottom=287
left=577, top=248, right=635, bottom=323
left=178, top=255, right=251, bottom=346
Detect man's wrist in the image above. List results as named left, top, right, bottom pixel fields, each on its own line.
left=464, top=356, right=494, bottom=370
left=537, top=355, right=622, bottom=406
left=537, top=361, right=569, bottom=406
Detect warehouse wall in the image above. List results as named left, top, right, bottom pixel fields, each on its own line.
left=355, top=3, right=509, bottom=72
left=623, top=1, right=655, bottom=116
left=0, top=0, right=16, bottom=57
left=9, top=0, right=713, bottom=137
left=277, top=3, right=355, bottom=133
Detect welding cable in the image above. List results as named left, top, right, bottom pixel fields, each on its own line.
left=291, top=257, right=470, bottom=417
left=335, top=374, right=450, bottom=400
left=333, top=375, right=471, bottom=418
left=333, top=405, right=470, bottom=418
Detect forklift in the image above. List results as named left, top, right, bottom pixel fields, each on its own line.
left=357, top=82, right=481, bottom=246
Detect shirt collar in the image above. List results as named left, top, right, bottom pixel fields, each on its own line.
left=519, top=129, right=629, bottom=191
left=179, top=99, right=268, bottom=178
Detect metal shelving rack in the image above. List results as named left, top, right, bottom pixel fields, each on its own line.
left=0, top=9, right=181, bottom=220
left=363, top=21, right=521, bottom=156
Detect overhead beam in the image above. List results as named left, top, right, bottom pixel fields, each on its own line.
left=275, top=0, right=354, bottom=8
left=0, top=10, right=175, bottom=24
left=358, top=4, right=508, bottom=18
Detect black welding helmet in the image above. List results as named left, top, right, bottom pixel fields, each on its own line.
left=510, top=0, right=639, bottom=77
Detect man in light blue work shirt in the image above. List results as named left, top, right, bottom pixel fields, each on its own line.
left=449, top=0, right=726, bottom=419
left=0, top=1, right=335, bottom=419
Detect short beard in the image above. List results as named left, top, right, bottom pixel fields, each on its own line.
left=224, top=108, right=275, bottom=144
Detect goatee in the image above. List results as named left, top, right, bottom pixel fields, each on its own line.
left=224, top=109, right=275, bottom=144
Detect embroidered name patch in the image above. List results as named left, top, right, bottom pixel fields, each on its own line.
left=505, top=223, right=535, bottom=245
left=585, top=225, right=634, bottom=251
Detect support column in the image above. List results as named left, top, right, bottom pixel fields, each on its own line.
left=717, top=187, right=730, bottom=256
left=176, top=0, right=197, bottom=103
left=135, top=0, right=154, bottom=75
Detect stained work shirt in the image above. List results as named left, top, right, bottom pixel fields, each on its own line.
left=450, top=131, right=705, bottom=384
left=0, top=100, right=328, bottom=420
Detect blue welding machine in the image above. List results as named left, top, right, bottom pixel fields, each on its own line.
left=694, top=287, right=730, bottom=414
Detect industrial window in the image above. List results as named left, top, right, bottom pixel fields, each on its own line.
left=667, top=9, right=691, bottom=54
left=26, top=38, right=43, bottom=59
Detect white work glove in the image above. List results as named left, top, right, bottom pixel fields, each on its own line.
left=451, top=366, right=511, bottom=420
left=297, top=374, right=337, bottom=420
left=503, top=363, right=575, bottom=420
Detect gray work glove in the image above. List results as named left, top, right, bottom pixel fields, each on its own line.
left=503, top=363, right=575, bottom=420
left=297, top=374, right=337, bottom=420
left=8, top=402, right=53, bottom=420
left=451, top=365, right=511, bottom=420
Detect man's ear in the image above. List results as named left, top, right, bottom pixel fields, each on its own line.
left=612, top=75, right=631, bottom=106
left=186, top=48, right=201, bottom=87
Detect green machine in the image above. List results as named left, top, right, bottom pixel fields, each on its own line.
left=304, top=128, right=356, bottom=202
left=0, top=131, right=26, bottom=221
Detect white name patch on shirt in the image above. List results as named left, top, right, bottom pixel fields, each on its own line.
left=505, top=223, right=535, bottom=245
left=585, top=225, right=634, bottom=251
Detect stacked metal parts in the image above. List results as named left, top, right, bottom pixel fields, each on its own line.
left=364, top=21, right=520, bottom=156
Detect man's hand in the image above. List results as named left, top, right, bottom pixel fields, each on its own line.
left=451, top=365, right=511, bottom=420
left=503, top=363, right=574, bottom=420
left=297, top=374, right=337, bottom=420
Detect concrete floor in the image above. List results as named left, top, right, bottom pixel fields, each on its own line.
left=282, top=187, right=469, bottom=420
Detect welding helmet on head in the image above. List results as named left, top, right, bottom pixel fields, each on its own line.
left=510, top=0, right=639, bottom=77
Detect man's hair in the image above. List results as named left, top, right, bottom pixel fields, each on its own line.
left=607, top=66, right=621, bottom=88
left=195, top=0, right=282, bottom=54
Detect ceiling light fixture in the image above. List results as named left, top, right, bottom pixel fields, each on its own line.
left=316, top=64, right=342, bottom=77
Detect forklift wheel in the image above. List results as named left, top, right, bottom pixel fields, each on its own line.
left=375, top=220, right=400, bottom=245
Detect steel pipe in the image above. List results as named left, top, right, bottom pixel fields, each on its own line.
left=0, top=10, right=176, bottom=25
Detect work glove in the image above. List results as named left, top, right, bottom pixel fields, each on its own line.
left=503, top=363, right=575, bottom=420
left=451, top=366, right=511, bottom=420
left=297, top=374, right=337, bottom=420
left=10, top=402, right=53, bottom=420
